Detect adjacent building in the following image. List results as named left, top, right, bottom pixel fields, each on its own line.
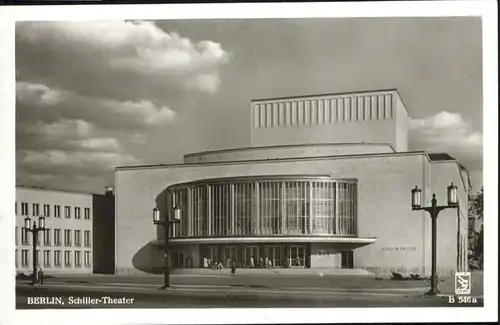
left=115, top=89, right=470, bottom=277
left=15, top=186, right=115, bottom=275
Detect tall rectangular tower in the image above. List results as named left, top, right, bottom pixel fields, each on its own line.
left=250, top=89, right=409, bottom=152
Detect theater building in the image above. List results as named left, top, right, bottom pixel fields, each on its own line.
left=115, top=89, right=470, bottom=276
left=15, top=186, right=115, bottom=275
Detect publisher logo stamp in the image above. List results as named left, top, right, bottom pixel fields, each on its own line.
left=454, top=272, right=471, bottom=295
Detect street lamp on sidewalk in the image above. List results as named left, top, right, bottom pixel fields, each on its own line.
left=22, top=215, right=47, bottom=285
left=411, top=182, right=459, bottom=296
left=153, top=204, right=181, bottom=289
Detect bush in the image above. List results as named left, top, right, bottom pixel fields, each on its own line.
left=391, top=271, right=428, bottom=281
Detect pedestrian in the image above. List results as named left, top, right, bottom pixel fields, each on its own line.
left=38, top=267, right=44, bottom=284
left=231, top=259, right=236, bottom=276
left=259, top=256, right=264, bottom=268
left=203, top=256, right=208, bottom=268
left=250, top=256, right=255, bottom=268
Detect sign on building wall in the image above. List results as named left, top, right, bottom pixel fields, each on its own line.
left=381, top=246, right=416, bottom=252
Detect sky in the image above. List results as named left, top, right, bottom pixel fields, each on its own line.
left=15, top=17, right=483, bottom=194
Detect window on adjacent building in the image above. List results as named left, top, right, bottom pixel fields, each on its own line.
left=44, top=250, right=51, bottom=267
left=21, top=250, right=29, bottom=267
left=84, top=207, right=91, bottom=220
left=15, top=226, right=18, bottom=245
left=36, top=250, right=40, bottom=267
left=32, top=203, right=39, bottom=217
left=21, top=228, right=29, bottom=245
left=64, top=251, right=71, bottom=267
left=75, top=230, right=81, bottom=247
left=44, top=229, right=51, bottom=246
left=54, top=205, right=61, bottom=218
left=15, top=202, right=17, bottom=216
left=54, top=250, right=61, bottom=267
left=64, top=229, right=72, bottom=247
left=21, top=202, right=29, bottom=216
left=84, top=230, right=91, bottom=247
left=54, top=229, right=61, bottom=246
left=35, top=231, right=40, bottom=245
left=75, top=251, right=82, bottom=267
left=75, top=207, right=81, bottom=219
left=64, top=206, right=71, bottom=218
left=84, top=251, right=91, bottom=267
left=15, top=249, right=18, bottom=267
left=43, top=204, right=50, bottom=217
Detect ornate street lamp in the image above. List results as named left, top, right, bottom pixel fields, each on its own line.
left=153, top=204, right=181, bottom=289
left=22, top=215, right=47, bottom=285
left=411, top=182, right=459, bottom=295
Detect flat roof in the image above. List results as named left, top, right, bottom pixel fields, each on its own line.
left=184, top=142, right=395, bottom=158
left=251, top=88, right=399, bottom=103
left=428, top=153, right=457, bottom=161
left=116, top=150, right=431, bottom=170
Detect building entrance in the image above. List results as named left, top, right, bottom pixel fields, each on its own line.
left=223, top=246, right=238, bottom=268
left=341, top=250, right=354, bottom=268
left=262, top=245, right=285, bottom=267
left=288, top=245, right=307, bottom=267
left=200, top=244, right=310, bottom=269
left=243, top=246, right=258, bottom=268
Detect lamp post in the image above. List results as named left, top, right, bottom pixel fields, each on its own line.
left=22, top=215, right=46, bottom=285
left=411, top=182, right=459, bottom=296
left=153, top=205, right=181, bottom=289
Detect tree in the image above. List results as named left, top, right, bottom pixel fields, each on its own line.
left=470, top=186, right=484, bottom=220
left=468, top=187, right=484, bottom=267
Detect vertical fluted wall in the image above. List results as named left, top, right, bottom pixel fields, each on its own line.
left=252, top=93, right=394, bottom=129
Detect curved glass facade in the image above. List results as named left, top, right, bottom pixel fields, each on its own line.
left=163, top=176, right=357, bottom=239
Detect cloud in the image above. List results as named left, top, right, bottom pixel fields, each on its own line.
left=185, top=73, right=221, bottom=94
left=100, top=98, right=176, bottom=126
left=16, top=173, right=114, bottom=194
left=71, top=138, right=121, bottom=151
left=15, top=21, right=231, bottom=193
left=17, top=81, right=177, bottom=128
left=22, top=118, right=95, bottom=139
left=409, top=111, right=483, bottom=172
left=19, top=150, right=140, bottom=171
left=16, top=21, right=230, bottom=96
left=16, top=82, right=65, bottom=106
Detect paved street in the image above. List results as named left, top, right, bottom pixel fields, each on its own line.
left=16, top=272, right=484, bottom=308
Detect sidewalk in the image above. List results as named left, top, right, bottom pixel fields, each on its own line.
left=17, top=281, right=429, bottom=299
left=18, top=271, right=483, bottom=297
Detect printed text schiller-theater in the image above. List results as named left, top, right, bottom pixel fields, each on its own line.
left=115, top=89, right=470, bottom=277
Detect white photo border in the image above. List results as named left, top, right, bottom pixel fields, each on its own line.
left=0, top=1, right=497, bottom=324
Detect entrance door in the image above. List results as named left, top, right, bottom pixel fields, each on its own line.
left=288, top=245, right=306, bottom=268
left=244, top=246, right=258, bottom=268
left=223, top=246, right=238, bottom=268
left=208, top=246, right=218, bottom=267
left=341, top=251, right=354, bottom=269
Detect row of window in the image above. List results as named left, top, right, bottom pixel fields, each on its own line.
left=15, top=202, right=91, bottom=219
left=15, top=249, right=91, bottom=268
left=163, top=178, right=357, bottom=238
left=15, top=227, right=91, bottom=248
left=253, top=93, right=394, bottom=128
